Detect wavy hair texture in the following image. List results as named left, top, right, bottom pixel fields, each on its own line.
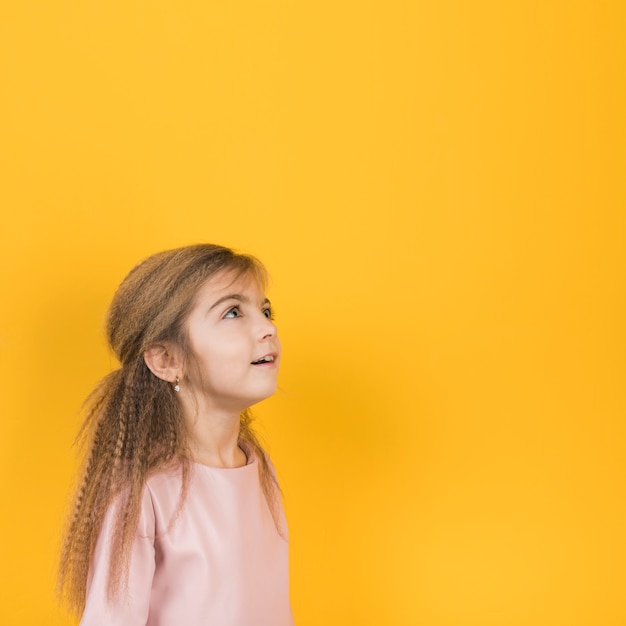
left=58, top=244, right=281, bottom=615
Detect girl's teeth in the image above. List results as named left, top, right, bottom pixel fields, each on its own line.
left=253, top=355, right=274, bottom=364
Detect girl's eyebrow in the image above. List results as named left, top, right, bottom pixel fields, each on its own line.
left=209, top=294, right=247, bottom=311
left=209, top=294, right=270, bottom=311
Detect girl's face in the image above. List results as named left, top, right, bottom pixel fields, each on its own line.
left=183, top=271, right=281, bottom=414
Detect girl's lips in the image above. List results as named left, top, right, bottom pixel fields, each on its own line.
left=250, top=353, right=279, bottom=366
left=250, top=352, right=278, bottom=365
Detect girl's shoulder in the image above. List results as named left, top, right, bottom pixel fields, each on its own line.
left=144, top=461, right=186, bottom=498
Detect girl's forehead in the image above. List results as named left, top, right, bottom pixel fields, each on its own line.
left=197, top=269, right=265, bottom=300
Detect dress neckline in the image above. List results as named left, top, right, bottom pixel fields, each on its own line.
left=191, top=441, right=255, bottom=471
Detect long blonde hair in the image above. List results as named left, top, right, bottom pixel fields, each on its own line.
left=58, top=244, right=280, bottom=614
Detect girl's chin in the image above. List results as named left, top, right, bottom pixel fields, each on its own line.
left=246, top=387, right=279, bottom=407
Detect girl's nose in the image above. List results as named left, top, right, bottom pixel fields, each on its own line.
left=258, top=315, right=276, bottom=340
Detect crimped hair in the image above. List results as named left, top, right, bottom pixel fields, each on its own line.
left=58, top=244, right=281, bottom=615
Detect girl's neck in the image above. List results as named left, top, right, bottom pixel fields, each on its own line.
left=182, top=406, right=247, bottom=469
left=176, top=385, right=250, bottom=468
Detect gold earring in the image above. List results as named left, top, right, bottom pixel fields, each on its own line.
left=174, top=376, right=180, bottom=393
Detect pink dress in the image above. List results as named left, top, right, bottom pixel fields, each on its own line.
left=80, top=450, right=293, bottom=625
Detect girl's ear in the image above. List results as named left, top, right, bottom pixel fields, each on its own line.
left=143, top=343, right=182, bottom=383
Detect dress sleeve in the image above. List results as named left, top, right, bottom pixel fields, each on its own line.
left=80, top=486, right=156, bottom=626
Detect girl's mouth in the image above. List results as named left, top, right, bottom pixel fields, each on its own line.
left=251, top=355, right=276, bottom=365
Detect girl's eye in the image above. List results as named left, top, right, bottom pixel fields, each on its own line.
left=223, top=306, right=241, bottom=319
left=263, top=307, right=274, bottom=320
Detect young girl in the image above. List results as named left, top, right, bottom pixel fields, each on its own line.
left=58, top=244, right=293, bottom=625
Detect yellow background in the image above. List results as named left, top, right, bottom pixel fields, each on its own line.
left=1, top=1, right=625, bottom=624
